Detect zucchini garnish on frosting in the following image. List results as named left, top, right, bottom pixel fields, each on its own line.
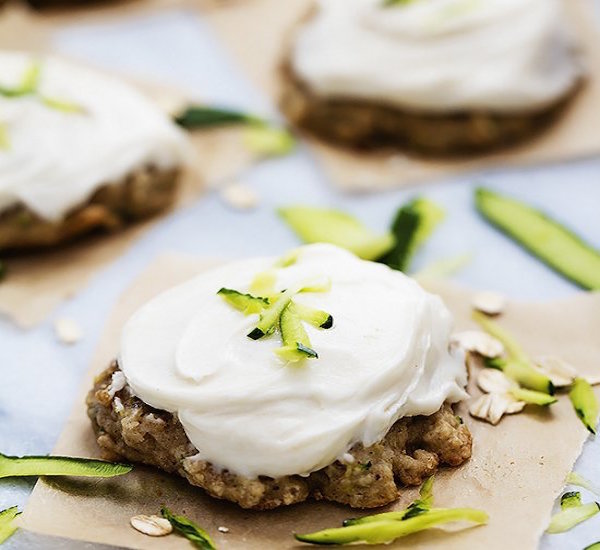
left=218, top=251, right=333, bottom=362
left=0, top=60, right=86, bottom=150
left=0, top=60, right=84, bottom=112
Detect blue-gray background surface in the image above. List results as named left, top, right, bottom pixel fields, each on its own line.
left=1, top=9, right=599, bottom=549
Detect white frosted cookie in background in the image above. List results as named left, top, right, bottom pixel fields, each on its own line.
left=280, top=0, right=585, bottom=155
left=0, top=51, right=193, bottom=250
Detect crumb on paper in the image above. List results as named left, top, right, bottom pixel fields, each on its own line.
left=218, top=526, right=230, bottom=533
left=450, top=330, right=504, bottom=358
left=53, top=317, right=83, bottom=345
left=220, top=182, right=259, bottom=210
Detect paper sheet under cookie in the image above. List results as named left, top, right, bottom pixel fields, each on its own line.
left=20, top=254, right=600, bottom=549
left=201, top=0, right=600, bottom=192
left=0, top=6, right=262, bottom=328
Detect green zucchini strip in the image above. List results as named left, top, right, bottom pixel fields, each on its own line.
left=413, top=253, right=472, bottom=280
left=473, top=310, right=528, bottom=363
left=584, top=542, right=600, bottom=550
left=248, top=288, right=295, bottom=340
left=217, top=288, right=269, bottom=315
left=275, top=249, right=300, bottom=268
left=383, top=0, right=414, bottom=6
left=275, top=303, right=318, bottom=362
left=41, top=96, right=85, bottom=114
left=161, top=507, right=217, bottom=550
left=0, top=507, right=21, bottom=545
left=249, top=270, right=277, bottom=298
left=475, top=312, right=554, bottom=395
left=0, top=123, right=9, bottom=150
left=19, top=61, right=41, bottom=94
left=299, top=277, right=331, bottom=294
left=174, top=105, right=260, bottom=129
left=378, top=198, right=445, bottom=272
left=510, top=387, right=557, bottom=406
left=569, top=378, right=599, bottom=434
left=0, top=61, right=40, bottom=97
left=485, top=357, right=554, bottom=396
left=243, top=125, right=295, bottom=157
left=295, top=508, right=488, bottom=545
left=292, top=302, right=333, bottom=329
left=546, top=492, right=600, bottom=534
left=561, top=491, right=583, bottom=509
left=475, top=188, right=600, bottom=290
left=0, top=452, right=132, bottom=478
left=278, top=206, right=395, bottom=261
left=567, top=472, right=600, bottom=496
left=344, top=476, right=434, bottom=526
left=249, top=251, right=300, bottom=298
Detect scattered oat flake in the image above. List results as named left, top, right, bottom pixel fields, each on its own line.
left=469, top=393, right=524, bottom=425
left=130, top=515, right=173, bottom=537
left=472, top=291, right=506, bottom=316
left=586, top=375, right=600, bottom=386
left=534, top=356, right=577, bottom=387
left=220, top=183, right=259, bottom=211
left=477, top=369, right=515, bottom=394
left=218, top=526, right=230, bottom=533
left=451, top=330, right=504, bottom=358
left=54, top=317, right=83, bottom=345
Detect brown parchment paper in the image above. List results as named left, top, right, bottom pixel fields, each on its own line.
left=201, top=0, right=600, bottom=192
left=21, top=253, right=600, bottom=549
left=0, top=4, right=264, bottom=328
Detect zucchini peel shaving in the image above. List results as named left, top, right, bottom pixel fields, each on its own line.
left=295, top=508, right=488, bottom=545
left=0, top=452, right=132, bottom=478
left=278, top=207, right=395, bottom=261
left=161, top=507, right=217, bottom=550
left=275, top=303, right=319, bottom=361
left=0, top=507, right=21, bottom=544
left=218, top=256, right=334, bottom=362
left=377, top=198, right=445, bottom=272
left=174, top=105, right=260, bottom=129
left=546, top=491, right=600, bottom=534
left=475, top=311, right=554, bottom=395
left=344, top=475, right=434, bottom=526
left=296, top=477, right=488, bottom=545
left=569, top=378, right=599, bottom=434
left=217, top=288, right=269, bottom=315
left=243, top=125, right=295, bottom=157
left=567, top=472, right=600, bottom=496
left=475, top=188, right=600, bottom=290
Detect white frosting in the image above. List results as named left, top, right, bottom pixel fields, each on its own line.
left=119, top=244, right=467, bottom=479
left=0, top=52, right=191, bottom=221
left=291, top=0, right=584, bottom=112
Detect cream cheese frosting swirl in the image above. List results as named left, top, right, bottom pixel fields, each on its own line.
left=0, top=51, right=191, bottom=221
left=120, top=244, right=468, bottom=479
left=290, top=0, right=584, bottom=112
